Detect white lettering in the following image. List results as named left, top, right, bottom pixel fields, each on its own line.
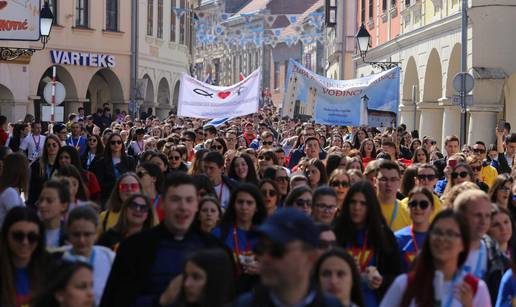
left=107, top=55, right=115, bottom=68
left=50, top=50, right=63, bottom=64
left=70, top=52, right=80, bottom=66
left=79, top=53, right=89, bottom=66
left=89, top=54, right=98, bottom=67
left=50, top=50, right=116, bottom=68
left=61, top=52, right=70, bottom=65
left=97, top=54, right=108, bottom=68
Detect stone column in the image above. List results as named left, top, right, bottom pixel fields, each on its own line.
left=467, top=104, right=501, bottom=145
left=440, top=98, right=461, bottom=147
left=399, top=99, right=420, bottom=131
left=418, top=102, right=444, bottom=147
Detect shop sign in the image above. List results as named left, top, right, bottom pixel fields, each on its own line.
left=0, top=0, right=41, bottom=41
left=50, top=50, right=116, bottom=68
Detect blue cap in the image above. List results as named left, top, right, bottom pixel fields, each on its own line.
left=255, top=208, right=320, bottom=247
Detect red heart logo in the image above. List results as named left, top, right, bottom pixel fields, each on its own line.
left=217, top=91, right=231, bottom=99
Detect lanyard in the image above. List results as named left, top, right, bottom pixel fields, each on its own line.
left=389, top=200, right=398, bottom=228
left=69, top=136, right=82, bottom=149
left=87, top=152, right=95, bottom=167
left=349, top=231, right=371, bottom=272
left=473, top=241, right=486, bottom=278
left=32, top=135, right=41, bottom=151
left=137, top=141, right=144, bottom=152
left=152, top=195, right=160, bottom=209
left=232, top=224, right=251, bottom=268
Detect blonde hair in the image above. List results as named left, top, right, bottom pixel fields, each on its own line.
left=442, top=181, right=479, bottom=209
left=453, top=189, right=490, bottom=214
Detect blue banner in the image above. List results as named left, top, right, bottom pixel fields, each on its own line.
left=282, top=59, right=400, bottom=127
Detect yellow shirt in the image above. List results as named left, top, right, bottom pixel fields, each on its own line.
left=97, top=210, right=120, bottom=238
left=380, top=200, right=411, bottom=232
left=399, top=194, right=443, bottom=222
left=480, top=165, right=498, bottom=188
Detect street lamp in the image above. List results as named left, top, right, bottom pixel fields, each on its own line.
left=0, top=1, right=54, bottom=61
left=355, top=23, right=399, bottom=71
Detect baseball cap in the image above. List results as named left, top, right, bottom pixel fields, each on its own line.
left=254, top=208, right=320, bottom=247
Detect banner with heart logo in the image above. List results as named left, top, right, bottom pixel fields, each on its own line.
left=177, top=68, right=261, bottom=119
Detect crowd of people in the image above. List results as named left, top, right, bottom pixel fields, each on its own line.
left=1, top=103, right=516, bottom=307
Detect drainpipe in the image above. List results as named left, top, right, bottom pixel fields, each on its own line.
left=130, top=0, right=139, bottom=119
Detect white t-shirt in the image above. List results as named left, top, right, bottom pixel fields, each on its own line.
left=45, top=227, right=61, bottom=248
left=380, top=273, right=492, bottom=307
left=0, top=187, right=25, bottom=226
left=214, top=182, right=231, bottom=210
left=463, top=243, right=488, bottom=279
left=20, top=134, right=46, bottom=161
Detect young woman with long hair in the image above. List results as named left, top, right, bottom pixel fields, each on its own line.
left=489, top=174, right=513, bottom=209
left=381, top=210, right=491, bottom=307
left=189, top=148, right=209, bottom=176
left=228, top=153, right=259, bottom=185
left=328, top=169, right=351, bottom=211
left=54, top=165, right=89, bottom=213
left=314, top=248, right=365, bottom=307
left=97, top=194, right=155, bottom=252
left=258, top=179, right=280, bottom=216
left=411, top=147, right=429, bottom=164
left=212, top=183, right=267, bottom=294
left=305, top=158, right=328, bottom=190
left=136, top=162, right=164, bottom=221
left=81, top=134, right=104, bottom=170
left=488, top=206, right=514, bottom=260
left=359, top=138, right=377, bottom=168
left=334, top=181, right=403, bottom=306
left=0, top=207, right=51, bottom=306
left=284, top=185, right=313, bottom=216
left=28, top=134, right=61, bottom=207
left=194, top=196, right=222, bottom=233
left=0, top=153, right=28, bottom=225
left=37, top=180, right=70, bottom=249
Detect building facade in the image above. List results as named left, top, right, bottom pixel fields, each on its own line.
left=354, top=0, right=516, bottom=147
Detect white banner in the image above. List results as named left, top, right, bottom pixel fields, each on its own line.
left=177, top=68, right=261, bottom=119
left=0, top=0, right=41, bottom=41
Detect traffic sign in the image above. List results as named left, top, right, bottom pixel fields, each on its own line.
left=452, top=95, right=473, bottom=106
left=453, top=72, right=475, bottom=93
left=43, top=81, right=66, bottom=105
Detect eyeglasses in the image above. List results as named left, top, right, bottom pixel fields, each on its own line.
left=469, top=165, right=481, bottom=172
left=330, top=181, right=350, bottom=188
left=294, top=199, right=312, bottom=208
left=261, top=189, right=277, bottom=197
left=263, top=141, right=273, bottom=146
left=127, top=201, right=149, bottom=212
left=319, top=239, right=336, bottom=250
left=258, top=156, right=273, bottom=161
left=119, top=183, right=140, bottom=193
left=473, top=148, right=486, bottom=154
left=430, top=228, right=461, bottom=241
left=46, top=142, right=58, bottom=148
left=169, top=155, right=181, bottom=161
left=136, top=171, right=148, bottom=178
left=408, top=199, right=431, bottom=210
left=69, top=231, right=96, bottom=238
left=11, top=231, right=39, bottom=244
left=417, top=174, right=436, bottom=181
left=315, top=203, right=337, bottom=212
left=451, top=171, right=469, bottom=179
left=110, top=140, right=123, bottom=145
left=499, top=186, right=511, bottom=192
left=275, top=176, right=289, bottom=182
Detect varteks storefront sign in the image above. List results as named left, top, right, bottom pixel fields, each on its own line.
left=50, top=50, right=116, bottom=68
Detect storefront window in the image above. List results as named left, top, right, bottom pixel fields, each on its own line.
left=106, top=0, right=118, bottom=31
left=147, top=0, right=153, bottom=36
left=76, top=0, right=89, bottom=27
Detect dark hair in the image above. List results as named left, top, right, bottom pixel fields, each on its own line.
left=218, top=184, right=268, bottom=237
left=113, top=193, right=154, bottom=234
left=32, top=262, right=93, bottom=307
left=411, top=147, right=429, bottom=163
left=325, top=153, right=344, bottom=177
left=85, top=134, right=104, bottom=156
left=104, top=133, right=127, bottom=160
left=54, top=165, right=89, bottom=201
left=284, top=185, right=313, bottom=208
left=0, top=207, right=47, bottom=306
left=407, top=186, right=434, bottom=208
left=334, top=181, right=394, bottom=252
left=489, top=174, right=513, bottom=208
left=376, top=159, right=401, bottom=177
left=67, top=205, right=99, bottom=228
left=305, top=158, right=328, bottom=187
left=312, top=185, right=337, bottom=202
left=228, top=153, right=259, bottom=185
left=401, top=210, right=470, bottom=307
left=164, top=172, right=197, bottom=197
left=192, top=174, right=216, bottom=197
left=193, top=196, right=223, bottom=232
left=400, top=165, right=418, bottom=197
left=8, top=122, right=28, bottom=152
left=313, top=248, right=364, bottom=307
left=0, top=153, right=29, bottom=194
left=203, top=125, right=217, bottom=135
left=175, top=249, right=235, bottom=307
left=138, top=162, right=164, bottom=194
left=42, top=179, right=71, bottom=206
left=359, top=138, right=377, bottom=158
left=212, top=137, right=228, bottom=155
left=203, top=151, right=224, bottom=168
left=352, top=127, right=368, bottom=149
left=56, top=146, right=84, bottom=171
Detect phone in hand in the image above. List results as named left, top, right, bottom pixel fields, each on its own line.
left=498, top=119, right=506, bottom=132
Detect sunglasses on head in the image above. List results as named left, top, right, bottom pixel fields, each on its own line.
left=417, top=174, right=436, bottom=181
left=451, top=171, right=469, bottom=179
left=127, top=201, right=149, bottom=212
left=119, top=183, right=140, bottom=193
left=408, top=199, right=431, bottom=210
left=11, top=231, right=39, bottom=244
left=330, top=181, right=350, bottom=188
left=111, top=140, right=123, bottom=145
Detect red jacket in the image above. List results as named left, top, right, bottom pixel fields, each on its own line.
left=0, top=129, right=8, bottom=146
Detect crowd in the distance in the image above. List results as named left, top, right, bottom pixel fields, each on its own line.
left=1, top=102, right=516, bottom=307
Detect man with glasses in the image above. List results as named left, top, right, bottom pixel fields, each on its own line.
left=225, top=130, right=238, bottom=151
left=454, top=189, right=509, bottom=304
left=311, top=186, right=338, bottom=225
left=180, top=130, right=196, bottom=162
left=233, top=208, right=342, bottom=307
left=375, top=160, right=411, bottom=232
left=101, top=173, right=224, bottom=306
left=472, top=141, right=498, bottom=188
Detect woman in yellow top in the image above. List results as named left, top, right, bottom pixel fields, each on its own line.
left=97, top=172, right=143, bottom=238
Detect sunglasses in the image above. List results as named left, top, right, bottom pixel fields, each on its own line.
left=470, top=165, right=482, bottom=172
left=295, top=199, right=312, bottom=208
left=127, top=201, right=149, bottom=212
left=169, top=155, right=181, bottom=161
left=253, top=240, right=288, bottom=259
left=417, top=174, right=436, bottom=181
left=110, top=140, right=123, bottom=145
left=180, top=138, right=192, bottom=142
left=119, top=183, right=140, bottom=193
left=136, top=171, right=148, bottom=178
left=261, top=189, right=277, bottom=197
left=262, top=141, right=273, bottom=146
left=330, top=181, right=350, bottom=188
left=46, top=142, right=58, bottom=148
left=473, top=148, right=486, bottom=154
left=408, top=199, right=431, bottom=210
left=88, top=138, right=97, bottom=143
left=451, top=171, right=469, bottom=179
left=212, top=145, right=223, bottom=150
left=11, top=231, right=39, bottom=244
left=275, top=176, right=289, bottom=182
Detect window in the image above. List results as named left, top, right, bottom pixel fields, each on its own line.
left=157, top=0, right=163, bottom=38
left=179, top=0, right=186, bottom=44
left=274, top=62, right=280, bottom=89
left=382, top=0, right=387, bottom=11
left=361, top=0, right=366, bottom=23
left=170, top=0, right=176, bottom=42
left=48, top=0, right=58, bottom=24
left=76, top=0, right=88, bottom=27
left=106, top=0, right=118, bottom=31
left=369, top=0, right=374, bottom=19
left=147, top=0, right=153, bottom=36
